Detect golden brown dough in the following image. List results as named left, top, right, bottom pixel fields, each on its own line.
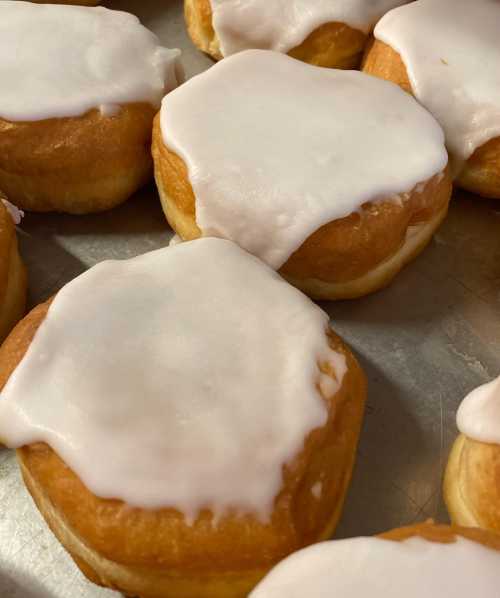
left=444, top=434, right=500, bottom=534
left=378, top=519, right=500, bottom=549
left=362, top=39, right=500, bottom=199
left=0, top=103, right=156, bottom=214
left=185, top=0, right=367, bottom=69
left=32, top=1, right=100, bottom=4
left=0, top=198, right=27, bottom=342
left=0, top=298, right=366, bottom=598
left=151, top=115, right=452, bottom=300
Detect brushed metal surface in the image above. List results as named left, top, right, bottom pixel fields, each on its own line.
left=1, top=1, right=499, bottom=596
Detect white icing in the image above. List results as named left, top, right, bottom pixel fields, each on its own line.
left=249, top=536, right=500, bottom=597
left=0, top=1, right=182, bottom=121
left=209, top=0, right=411, bottom=56
left=1, top=199, right=23, bottom=225
left=374, top=0, right=500, bottom=169
left=457, top=376, right=500, bottom=444
left=311, top=482, right=322, bottom=498
left=0, top=238, right=346, bottom=520
left=168, top=234, right=182, bottom=246
left=161, top=50, right=448, bottom=269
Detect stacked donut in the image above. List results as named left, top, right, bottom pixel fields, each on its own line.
left=0, top=1, right=499, bottom=598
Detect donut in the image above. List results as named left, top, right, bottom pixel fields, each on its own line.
left=0, top=238, right=366, bottom=598
left=250, top=521, right=500, bottom=597
left=185, top=0, right=411, bottom=69
left=32, top=1, right=100, bottom=5
left=0, top=194, right=27, bottom=342
left=0, top=2, right=182, bottom=214
left=362, top=0, right=500, bottom=199
left=152, top=50, right=452, bottom=301
left=444, top=376, right=500, bottom=533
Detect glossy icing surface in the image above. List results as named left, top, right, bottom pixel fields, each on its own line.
left=457, top=376, right=500, bottom=444
left=0, top=239, right=346, bottom=520
left=0, top=1, right=181, bottom=121
left=250, top=536, right=500, bottom=597
left=161, top=50, right=447, bottom=269
left=375, top=0, right=500, bottom=168
left=209, top=0, right=410, bottom=56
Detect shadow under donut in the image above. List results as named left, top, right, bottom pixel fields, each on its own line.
left=0, top=569, right=58, bottom=598
left=333, top=354, right=429, bottom=539
left=17, top=186, right=173, bottom=307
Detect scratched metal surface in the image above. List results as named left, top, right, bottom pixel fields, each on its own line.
left=1, top=1, right=500, bottom=596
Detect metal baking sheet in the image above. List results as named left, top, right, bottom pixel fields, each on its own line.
left=1, top=1, right=499, bottom=596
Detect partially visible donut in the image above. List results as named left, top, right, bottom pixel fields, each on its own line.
left=185, top=0, right=410, bottom=69
left=0, top=2, right=182, bottom=213
left=250, top=521, right=500, bottom=597
left=444, top=376, right=500, bottom=534
left=0, top=195, right=26, bottom=342
left=363, top=0, right=500, bottom=199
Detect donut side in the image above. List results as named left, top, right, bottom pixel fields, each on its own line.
left=443, top=434, right=500, bottom=534
left=0, top=300, right=366, bottom=598
left=152, top=115, right=452, bottom=300
left=378, top=519, right=500, bottom=548
left=362, top=39, right=500, bottom=199
left=0, top=202, right=27, bottom=342
left=32, top=1, right=100, bottom=4
left=0, top=103, right=156, bottom=214
left=184, top=0, right=367, bottom=69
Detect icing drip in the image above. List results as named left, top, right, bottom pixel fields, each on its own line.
left=374, top=0, right=500, bottom=170
left=168, top=234, right=182, bottom=246
left=249, top=536, right=500, bottom=597
left=457, top=376, right=500, bottom=444
left=209, top=0, right=411, bottom=56
left=1, top=198, right=23, bottom=225
left=161, top=50, right=447, bottom=269
left=0, top=1, right=182, bottom=121
left=0, top=239, right=345, bottom=521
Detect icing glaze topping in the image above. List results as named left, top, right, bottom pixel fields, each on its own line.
left=457, top=376, right=500, bottom=444
left=374, top=0, right=500, bottom=167
left=0, top=1, right=182, bottom=121
left=161, top=50, right=448, bottom=269
left=249, top=535, right=500, bottom=597
left=209, top=0, right=411, bottom=56
left=0, top=238, right=345, bottom=520
left=1, top=198, right=23, bottom=225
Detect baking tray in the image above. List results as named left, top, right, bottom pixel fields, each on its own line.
left=1, top=1, right=500, bottom=596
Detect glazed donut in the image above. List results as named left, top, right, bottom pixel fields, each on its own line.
left=0, top=238, right=366, bottom=598
left=250, top=521, right=500, bottom=596
left=0, top=2, right=182, bottom=214
left=185, top=0, right=410, bottom=69
left=444, top=376, right=500, bottom=533
left=0, top=195, right=27, bottom=342
left=152, top=50, right=452, bottom=301
left=31, top=1, right=100, bottom=5
left=362, top=0, right=500, bottom=199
